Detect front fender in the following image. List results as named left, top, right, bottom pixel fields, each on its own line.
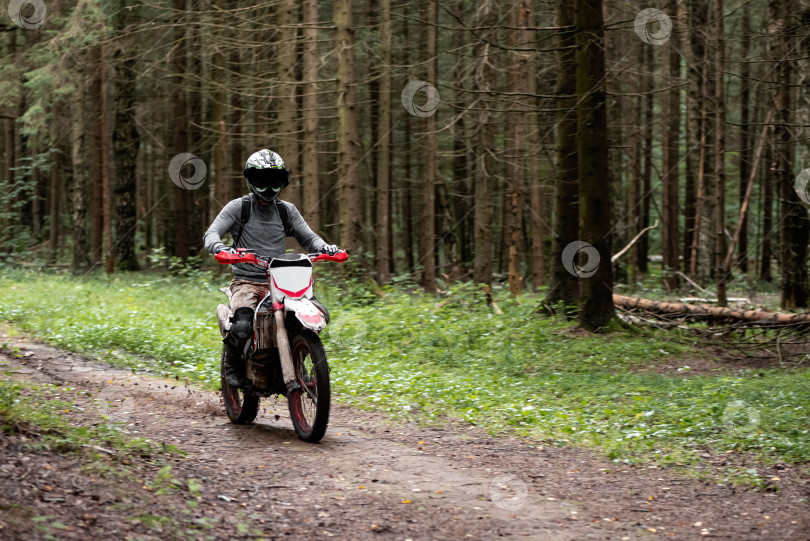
left=284, top=298, right=327, bottom=332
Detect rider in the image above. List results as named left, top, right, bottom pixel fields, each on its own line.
left=203, top=149, right=339, bottom=389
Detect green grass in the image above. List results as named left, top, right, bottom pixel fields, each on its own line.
left=1, top=268, right=808, bottom=471
left=0, top=374, right=162, bottom=457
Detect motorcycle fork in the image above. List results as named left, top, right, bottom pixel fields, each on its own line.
left=271, top=301, right=297, bottom=390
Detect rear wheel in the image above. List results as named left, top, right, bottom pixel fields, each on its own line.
left=221, top=347, right=259, bottom=424
left=288, top=331, right=330, bottom=443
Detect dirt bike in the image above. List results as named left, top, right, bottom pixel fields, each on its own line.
left=214, top=248, right=348, bottom=443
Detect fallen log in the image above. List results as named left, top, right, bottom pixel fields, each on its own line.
left=613, top=294, right=810, bottom=325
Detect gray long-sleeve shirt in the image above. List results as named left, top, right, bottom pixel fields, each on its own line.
left=203, top=195, right=327, bottom=282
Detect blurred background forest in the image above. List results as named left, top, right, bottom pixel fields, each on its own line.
left=1, top=0, right=810, bottom=323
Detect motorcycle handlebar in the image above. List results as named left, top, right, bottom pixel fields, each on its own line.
left=214, top=249, right=349, bottom=266
left=309, top=250, right=349, bottom=263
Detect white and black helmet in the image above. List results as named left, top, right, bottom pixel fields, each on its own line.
left=243, top=149, right=290, bottom=202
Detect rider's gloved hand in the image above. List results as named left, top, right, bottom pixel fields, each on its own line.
left=322, top=244, right=339, bottom=256
left=215, top=244, right=236, bottom=255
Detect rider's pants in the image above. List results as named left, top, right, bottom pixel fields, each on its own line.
left=229, top=278, right=269, bottom=313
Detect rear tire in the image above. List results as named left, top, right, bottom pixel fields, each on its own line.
left=287, top=331, right=330, bottom=443
left=221, top=346, right=259, bottom=424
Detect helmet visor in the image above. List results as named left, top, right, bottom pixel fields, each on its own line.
left=245, top=167, right=288, bottom=191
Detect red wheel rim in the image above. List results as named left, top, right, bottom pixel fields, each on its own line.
left=290, top=341, right=318, bottom=432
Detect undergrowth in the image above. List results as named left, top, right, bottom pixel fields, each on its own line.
left=0, top=268, right=808, bottom=472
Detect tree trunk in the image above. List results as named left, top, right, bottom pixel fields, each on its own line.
left=661, top=0, right=682, bottom=291
left=419, top=0, right=437, bottom=292
left=714, top=0, right=727, bottom=306
left=112, top=2, right=141, bottom=271
left=527, top=21, right=544, bottom=288
left=71, top=75, right=89, bottom=272
left=48, top=146, right=61, bottom=263
left=546, top=0, right=579, bottom=308
left=403, top=111, right=414, bottom=272
left=685, top=0, right=709, bottom=278
left=277, top=0, right=300, bottom=207
left=375, top=0, right=392, bottom=282
left=738, top=1, right=751, bottom=273
left=638, top=45, right=653, bottom=274
left=210, top=0, right=228, bottom=216
left=774, top=0, right=809, bottom=308
left=613, top=294, right=810, bottom=324
left=301, top=0, right=320, bottom=233
left=3, top=33, right=17, bottom=246
left=575, top=0, right=614, bottom=330
left=760, top=135, right=774, bottom=282
left=472, top=2, right=497, bottom=288
left=508, top=1, right=530, bottom=296
left=173, top=0, right=190, bottom=260
left=334, top=0, right=363, bottom=254
left=101, top=42, right=113, bottom=274
left=89, top=45, right=104, bottom=264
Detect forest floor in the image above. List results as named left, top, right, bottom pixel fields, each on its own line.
left=0, top=327, right=808, bottom=541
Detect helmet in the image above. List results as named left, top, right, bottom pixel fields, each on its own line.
left=243, top=149, right=290, bottom=202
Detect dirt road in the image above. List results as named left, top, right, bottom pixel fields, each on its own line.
left=1, top=330, right=807, bottom=540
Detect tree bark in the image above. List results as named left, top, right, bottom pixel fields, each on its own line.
left=684, top=0, right=709, bottom=277
left=173, top=0, right=190, bottom=260
left=575, top=0, right=614, bottom=330
left=508, top=0, right=530, bottom=296
left=661, top=0, right=682, bottom=291
left=738, top=1, right=752, bottom=273
left=71, top=73, right=89, bottom=272
left=760, top=134, right=774, bottom=282
left=89, top=45, right=104, bottom=264
left=472, top=2, right=498, bottom=288
left=209, top=0, right=228, bottom=216
left=375, top=0, right=392, bottom=282
left=527, top=15, right=544, bottom=288
left=546, top=0, right=579, bottom=307
left=277, top=0, right=300, bottom=207
left=334, top=0, right=363, bottom=253
left=112, top=2, right=141, bottom=271
left=100, top=42, right=113, bottom=274
left=715, top=0, right=727, bottom=306
left=613, top=294, right=810, bottom=324
left=773, top=0, right=809, bottom=308
left=638, top=45, right=653, bottom=274
left=301, top=0, right=320, bottom=233
left=420, top=0, right=437, bottom=292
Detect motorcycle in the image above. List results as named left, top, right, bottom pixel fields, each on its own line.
left=214, top=248, right=348, bottom=443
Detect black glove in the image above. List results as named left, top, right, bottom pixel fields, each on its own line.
left=215, top=245, right=236, bottom=255
left=322, top=244, right=339, bottom=256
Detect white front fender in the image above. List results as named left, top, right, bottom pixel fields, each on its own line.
left=284, top=298, right=327, bottom=332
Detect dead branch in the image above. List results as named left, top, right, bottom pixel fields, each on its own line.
left=613, top=294, right=810, bottom=325
left=611, top=219, right=659, bottom=263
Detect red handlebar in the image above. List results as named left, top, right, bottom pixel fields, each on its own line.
left=214, top=250, right=348, bottom=265
left=214, top=251, right=260, bottom=265
left=311, top=251, right=349, bottom=263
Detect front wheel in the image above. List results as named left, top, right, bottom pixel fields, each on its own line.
left=288, top=331, right=330, bottom=443
left=221, top=347, right=259, bottom=424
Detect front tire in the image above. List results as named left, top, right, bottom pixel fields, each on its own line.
left=288, top=331, right=330, bottom=443
left=221, top=346, right=259, bottom=424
